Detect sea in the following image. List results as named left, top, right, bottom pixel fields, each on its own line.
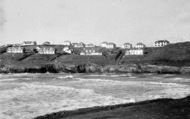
left=0, top=73, right=190, bottom=119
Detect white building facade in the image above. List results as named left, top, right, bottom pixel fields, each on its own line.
left=80, top=47, right=102, bottom=55
left=7, top=46, right=24, bottom=53
left=134, top=43, right=146, bottom=49
left=72, top=42, right=85, bottom=48
left=155, top=40, right=169, bottom=47
left=100, top=42, right=116, bottom=49
left=125, top=49, right=144, bottom=55
left=63, top=41, right=71, bottom=46
left=62, top=47, right=72, bottom=54
left=122, top=43, right=132, bottom=49
left=37, top=47, right=55, bottom=54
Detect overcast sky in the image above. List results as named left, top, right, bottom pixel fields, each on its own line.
left=0, top=0, right=190, bottom=46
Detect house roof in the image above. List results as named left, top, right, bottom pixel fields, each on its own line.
left=8, top=46, right=23, bottom=49
left=101, top=42, right=108, bottom=44
left=23, top=41, right=37, bottom=44
left=123, top=43, right=132, bottom=45
left=136, top=42, right=145, bottom=46
left=108, top=42, right=116, bottom=45
left=64, top=40, right=71, bottom=42
left=37, top=46, right=55, bottom=50
left=43, top=42, right=51, bottom=45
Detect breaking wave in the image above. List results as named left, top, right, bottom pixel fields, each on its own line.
left=0, top=73, right=190, bottom=119
left=0, top=83, right=133, bottom=119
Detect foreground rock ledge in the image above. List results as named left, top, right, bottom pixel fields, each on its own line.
left=34, top=96, right=190, bottom=119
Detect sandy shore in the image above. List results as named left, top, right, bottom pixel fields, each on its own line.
left=35, top=95, right=190, bottom=119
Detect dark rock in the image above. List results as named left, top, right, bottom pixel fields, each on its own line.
left=180, top=66, right=190, bottom=74
left=140, top=65, right=180, bottom=74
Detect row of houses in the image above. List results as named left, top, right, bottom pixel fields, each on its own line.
left=63, top=40, right=169, bottom=48
left=5, top=40, right=170, bottom=56
left=9, top=40, right=170, bottom=48
left=5, top=45, right=144, bottom=56
left=7, top=46, right=72, bottom=55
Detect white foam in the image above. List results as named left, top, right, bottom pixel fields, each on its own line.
left=0, top=83, right=130, bottom=119
left=1, top=74, right=190, bottom=119
left=0, top=78, right=18, bottom=82
left=57, top=75, right=74, bottom=79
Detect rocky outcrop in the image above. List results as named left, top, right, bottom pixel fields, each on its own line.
left=180, top=66, right=190, bottom=74
left=0, top=63, right=189, bottom=74
left=140, top=65, right=180, bottom=74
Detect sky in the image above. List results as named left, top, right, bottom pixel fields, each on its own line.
left=0, top=0, right=190, bottom=46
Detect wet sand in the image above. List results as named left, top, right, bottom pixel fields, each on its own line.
left=35, top=95, right=190, bottom=119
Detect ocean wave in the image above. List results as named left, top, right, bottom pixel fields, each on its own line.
left=87, top=73, right=134, bottom=77
left=56, top=75, right=74, bottom=79
left=0, top=83, right=131, bottom=119
left=1, top=74, right=190, bottom=119
left=0, top=78, right=19, bottom=82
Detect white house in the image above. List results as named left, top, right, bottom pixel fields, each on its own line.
left=134, top=43, right=146, bottom=49
left=63, top=41, right=71, bottom=46
left=155, top=40, right=169, bottom=47
left=80, top=47, right=102, bottom=55
left=85, top=43, right=95, bottom=47
left=122, top=43, right=132, bottom=49
left=72, top=42, right=85, bottom=48
left=107, top=42, right=116, bottom=49
left=37, top=46, right=55, bottom=54
left=125, top=48, right=144, bottom=55
left=62, top=46, right=72, bottom=54
left=22, top=41, right=37, bottom=46
left=100, top=42, right=116, bottom=49
left=100, top=42, right=108, bottom=48
left=7, top=46, right=24, bottom=53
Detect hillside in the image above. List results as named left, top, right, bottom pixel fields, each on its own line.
left=143, top=42, right=190, bottom=66
left=1, top=42, right=190, bottom=73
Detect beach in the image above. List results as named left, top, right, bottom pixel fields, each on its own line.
left=0, top=73, right=190, bottom=119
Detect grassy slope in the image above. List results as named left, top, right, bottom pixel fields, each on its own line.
left=54, top=55, right=112, bottom=65
left=143, top=42, right=190, bottom=66
left=1, top=42, right=190, bottom=67
left=35, top=96, right=190, bottom=119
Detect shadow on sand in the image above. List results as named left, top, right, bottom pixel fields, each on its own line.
left=35, top=96, right=190, bottom=119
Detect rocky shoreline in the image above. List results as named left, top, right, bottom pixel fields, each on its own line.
left=1, top=63, right=190, bottom=74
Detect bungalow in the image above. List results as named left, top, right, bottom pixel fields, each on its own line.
left=155, top=40, right=169, bottom=47
left=7, top=46, right=24, bottom=53
left=80, top=47, right=102, bottom=55
left=122, top=43, right=132, bottom=49
left=107, top=42, right=116, bottom=49
left=134, top=43, right=146, bottom=49
left=72, top=42, right=85, bottom=48
left=22, top=41, right=37, bottom=46
left=100, top=42, right=116, bottom=49
left=125, top=48, right=144, bottom=55
left=62, top=46, right=72, bottom=54
left=100, top=42, right=108, bottom=48
left=37, top=46, right=55, bottom=54
left=63, top=41, right=71, bottom=46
